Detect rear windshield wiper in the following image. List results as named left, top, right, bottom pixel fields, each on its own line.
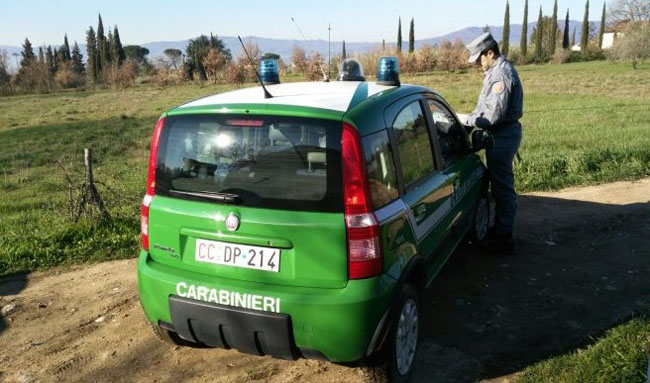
left=169, top=190, right=242, bottom=204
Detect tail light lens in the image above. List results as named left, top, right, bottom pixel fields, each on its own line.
left=341, top=122, right=382, bottom=279
left=142, top=117, right=166, bottom=251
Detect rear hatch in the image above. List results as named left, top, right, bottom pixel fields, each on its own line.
left=148, top=113, right=348, bottom=288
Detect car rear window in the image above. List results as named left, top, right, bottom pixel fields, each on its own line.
left=155, top=114, right=343, bottom=212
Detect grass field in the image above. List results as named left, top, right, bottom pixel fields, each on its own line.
left=0, top=60, right=648, bottom=381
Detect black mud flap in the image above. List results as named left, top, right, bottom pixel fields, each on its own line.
left=169, top=295, right=298, bottom=360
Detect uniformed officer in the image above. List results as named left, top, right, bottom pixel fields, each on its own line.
left=462, top=32, right=523, bottom=253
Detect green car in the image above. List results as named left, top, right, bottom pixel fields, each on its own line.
left=138, top=58, right=491, bottom=382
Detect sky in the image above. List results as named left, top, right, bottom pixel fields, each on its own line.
left=0, top=0, right=604, bottom=47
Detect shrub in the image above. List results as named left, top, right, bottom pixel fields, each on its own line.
left=105, top=60, right=137, bottom=88
left=54, top=62, right=83, bottom=89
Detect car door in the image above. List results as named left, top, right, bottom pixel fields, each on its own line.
left=425, top=95, right=483, bottom=242
left=384, top=95, right=455, bottom=282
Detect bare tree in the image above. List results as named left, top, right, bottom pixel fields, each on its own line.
left=608, top=0, right=650, bottom=23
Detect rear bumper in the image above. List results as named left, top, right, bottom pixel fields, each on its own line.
left=137, top=250, right=397, bottom=362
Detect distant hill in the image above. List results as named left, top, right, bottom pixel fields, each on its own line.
left=1, top=20, right=597, bottom=72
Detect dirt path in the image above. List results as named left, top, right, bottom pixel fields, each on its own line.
left=1, top=179, right=649, bottom=383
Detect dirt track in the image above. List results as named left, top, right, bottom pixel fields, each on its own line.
left=1, top=179, right=649, bottom=383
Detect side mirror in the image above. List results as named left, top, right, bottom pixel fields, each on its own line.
left=471, top=129, right=494, bottom=151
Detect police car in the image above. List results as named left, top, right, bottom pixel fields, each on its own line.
left=138, top=57, right=492, bottom=382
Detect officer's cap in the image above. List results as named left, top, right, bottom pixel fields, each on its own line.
left=467, top=32, right=499, bottom=63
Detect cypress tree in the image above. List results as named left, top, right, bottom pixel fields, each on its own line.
left=72, top=42, right=84, bottom=75
left=62, top=34, right=71, bottom=61
left=86, top=26, right=98, bottom=81
left=571, top=27, right=576, bottom=47
left=598, top=2, right=606, bottom=48
left=46, top=46, right=57, bottom=75
left=342, top=40, right=346, bottom=60
left=408, top=18, right=415, bottom=53
left=113, top=26, right=126, bottom=64
left=521, top=0, right=529, bottom=59
left=502, top=1, right=510, bottom=57
left=581, top=0, right=590, bottom=53
left=535, top=7, right=544, bottom=61
left=397, top=17, right=402, bottom=53
left=19, top=38, right=36, bottom=68
left=108, top=29, right=116, bottom=67
left=97, top=14, right=109, bottom=74
left=563, top=9, right=570, bottom=49
left=38, top=47, right=45, bottom=64
left=550, top=0, right=558, bottom=54
left=382, top=39, right=385, bottom=51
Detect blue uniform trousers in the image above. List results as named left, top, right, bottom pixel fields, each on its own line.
left=486, top=123, right=522, bottom=235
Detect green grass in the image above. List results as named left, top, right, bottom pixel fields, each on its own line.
left=515, top=315, right=650, bottom=383
left=0, top=61, right=649, bottom=276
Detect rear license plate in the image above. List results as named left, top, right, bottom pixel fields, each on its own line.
left=195, top=239, right=280, bottom=272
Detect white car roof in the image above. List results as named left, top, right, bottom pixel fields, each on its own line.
left=178, top=81, right=396, bottom=112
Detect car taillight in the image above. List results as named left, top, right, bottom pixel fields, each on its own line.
left=142, top=117, right=166, bottom=251
left=341, top=122, right=382, bottom=279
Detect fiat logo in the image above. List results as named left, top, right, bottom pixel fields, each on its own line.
left=225, top=213, right=240, bottom=232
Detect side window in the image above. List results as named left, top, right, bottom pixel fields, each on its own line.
left=428, top=100, right=466, bottom=166
left=362, top=130, right=399, bottom=209
left=392, top=101, right=435, bottom=187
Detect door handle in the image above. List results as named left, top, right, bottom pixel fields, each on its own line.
left=413, top=204, right=427, bottom=220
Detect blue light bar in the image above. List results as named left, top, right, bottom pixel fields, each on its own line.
left=377, top=57, right=400, bottom=86
left=259, top=59, right=280, bottom=85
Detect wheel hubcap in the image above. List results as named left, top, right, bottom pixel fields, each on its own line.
left=395, top=298, right=418, bottom=376
left=475, top=196, right=489, bottom=241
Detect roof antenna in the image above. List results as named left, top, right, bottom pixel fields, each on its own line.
left=237, top=36, right=273, bottom=99
left=291, top=17, right=330, bottom=82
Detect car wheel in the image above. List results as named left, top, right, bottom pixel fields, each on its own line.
left=468, top=188, right=490, bottom=244
left=384, top=284, right=420, bottom=383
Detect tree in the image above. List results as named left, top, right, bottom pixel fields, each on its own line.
left=563, top=9, right=571, bottom=49
left=408, top=18, right=415, bottom=53
left=521, top=0, right=529, bottom=58
left=0, top=50, right=12, bottom=94
left=61, top=34, right=71, bottom=62
left=163, top=48, right=182, bottom=69
left=71, top=42, right=84, bottom=75
left=502, top=1, right=510, bottom=57
left=483, top=25, right=491, bottom=33
left=124, top=45, right=150, bottom=64
left=46, top=46, right=57, bottom=75
left=610, top=21, right=650, bottom=68
left=397, top=17, right=402, bottom=53
left=185, top=34, right=231, bottom=80
left=608, top=0, right=650, bottom=23
left=292, top=46, right=308, bottom=75
left=202, top=48, right=228, bottom=83
left=38, top=47, right=45, bottom=64
left=572, top=27, right=577, bottom=46
left=581, top=0, right=590, bottom=52
left=382, top=39, right=386, bottom=51
left=112, top=26, right=126, bottom=65
left=551, top=0, right=558, bottom=54
left=599, top=3, right=607, bottom=48
left=534, top=7, right=545, bottom=61
left=19, top=38, right=35, bottom=69
left=342, top=40, right=346, bottom=59
left=86, top=27, right=98, bottom=82
left=97, top=14, right=110, bottom=75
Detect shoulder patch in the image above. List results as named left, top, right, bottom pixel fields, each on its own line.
left=492, top=82, right=505, bottom=94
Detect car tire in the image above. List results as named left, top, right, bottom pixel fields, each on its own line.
left=150, top=322, right=206, bottom=348
left=468, top=187, right=490, bottom=245
left=380, top=283, right=420, bottom=383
